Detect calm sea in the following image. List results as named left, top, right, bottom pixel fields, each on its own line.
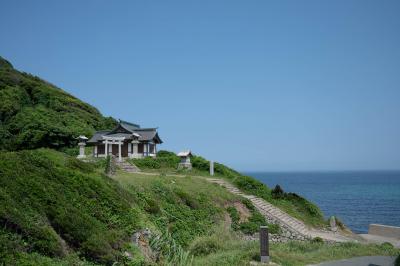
left=245, top=171, right=400, bottom=233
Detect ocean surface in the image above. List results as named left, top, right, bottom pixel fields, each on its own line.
left=245, top=171, right=400, bottom=233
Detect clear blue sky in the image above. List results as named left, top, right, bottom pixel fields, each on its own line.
left=1, top=1, right=400, bottom=171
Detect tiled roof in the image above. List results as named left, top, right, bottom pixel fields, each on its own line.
left=87, top=121, right=163, bottom=144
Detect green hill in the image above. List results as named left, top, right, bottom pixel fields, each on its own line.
left=0, top=149, right=243, bottom=265
left=1, top=57, right=398, bottom=265
left=0, top=56, right=116, bottom=151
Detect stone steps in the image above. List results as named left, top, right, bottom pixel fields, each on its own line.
left=116, top=160, right=141, bottom=173
left=206, top=178, right=357, bottom=242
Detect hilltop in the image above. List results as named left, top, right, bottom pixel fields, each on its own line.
left=0, top=56, right=116, bottom=151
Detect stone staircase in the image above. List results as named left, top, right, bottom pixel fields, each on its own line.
left=116, top=159, right=141, bottom=173
left=206, top=178, right=355, bottom=243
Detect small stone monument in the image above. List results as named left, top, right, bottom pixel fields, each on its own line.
left=76, top=135, right=88, bottom=159
left=260, top=225, right=269, bottom=263
left=330, top=216, right=338, bottom=232
left=177, top=150, right=192, bottom=169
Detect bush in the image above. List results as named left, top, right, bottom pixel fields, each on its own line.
left=272, top=185, right=285, bottom=199
left=189, top=236, right=223, bottom=256
left=380, top=242, right=394, bottom=249
left=144, top=198, right=161, bottom=214
left=241, top=198, right=255, bottom=211
left=227, top=207, right=240, bottom=230
left=239, top=222, right=259, bottom=235
left=130, top=151, right=180, bottom=170
left=311, top=237, right=324, bottom=244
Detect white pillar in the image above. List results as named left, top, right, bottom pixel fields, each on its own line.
left=128, top=142, right=132, bottom=157
left=132, top=141, right=138, bottom=158
left=210, top=161, right=214, bottom=176
left=118, top=141, right=122, bottom=162
left=94, top=145, right=98, bottom=157
left=104, top=140, right=108, bottom=156
left=110, top=143, right=113, bottom=155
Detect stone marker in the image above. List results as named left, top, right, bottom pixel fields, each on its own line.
left=76, top=135, right=88, bottom=159
left=210, top=161, right=214, bottom=176
left=330, top=216, right=338, bottom=232
left=260, top=225, right=269, bottom=263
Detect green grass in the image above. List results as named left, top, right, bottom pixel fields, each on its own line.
left=1, top=149, right=399, bottom=265
left=129, top=151, right=326, bottom=228
left=0, top=149, right=143, bottom=265
left=113, top=170, right=239, bottom=248
left=192, top=227, right=400, bottom=266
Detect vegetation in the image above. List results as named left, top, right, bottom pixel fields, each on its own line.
left=129, top=151, right=325, bottom=227
left=0, top=149, right=145, bottom=265
left=113, top=170, right=238, bottom=249
left=192, top=230, right=400, bottom=266
left=0, top=56, right=116, bottom=151
left=227, top=199, right=280, bottom=235
left=1, top=57, right=398, bottom=265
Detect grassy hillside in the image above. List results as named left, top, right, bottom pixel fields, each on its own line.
left=0, top=149, right=142, bottom=265
left=0, top=56, right=116, bottom=151
left=1, top=149, right=265, bottom=265
left=129, top=151, right=326, bottom=227
left=1, top=150, right=398, bottom=265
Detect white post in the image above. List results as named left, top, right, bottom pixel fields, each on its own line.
left=104, top=140, right=108, bottom=156
left=144, top=143, right=148, bottom=156
left=118, top=141, right=122, bottom=162
left=94, top=145, right=98, bottom=157
left=210, top=161, right=214, bottom=176
left=132, top=141, right=139, bottom=158
left=128, top=143, right=132, bottom=157
left=110, top=143, right=113, bottom=155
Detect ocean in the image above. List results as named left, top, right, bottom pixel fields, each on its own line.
left=245, top=171, right=400, bottom=233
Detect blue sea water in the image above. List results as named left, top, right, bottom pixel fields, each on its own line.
left=244, top=171, right=400, bottom=233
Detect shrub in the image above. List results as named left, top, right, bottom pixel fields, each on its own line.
left=189, top=236, right=223, bottom=256
left=311, top=237, right=324, bottom=244
left=227, top=207, right=240, bottom=230
left=144, top=198, right=161, bottom=214
left=150, top=230, right=193, bottom=266
left=272, top=185, right=285, bottom=199
left=380, top=242, right=394, bottom=249
left=241, top=198, right=255, bottom=211
left=239, top=222, right=259, bottom=235
left=104, top=155, right=116, bottom=176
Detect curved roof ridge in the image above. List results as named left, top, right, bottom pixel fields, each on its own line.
left=134, top=127, right=158, bottom=131
left=119, top=119, right=140, bottom=128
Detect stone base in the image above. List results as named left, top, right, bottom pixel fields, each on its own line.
left=178, top=162, right=192, bottom=170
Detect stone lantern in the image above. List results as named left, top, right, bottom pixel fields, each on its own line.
left=177, top=150, right=192, bottom=170
left=76, top=135, right=88, bottom=159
